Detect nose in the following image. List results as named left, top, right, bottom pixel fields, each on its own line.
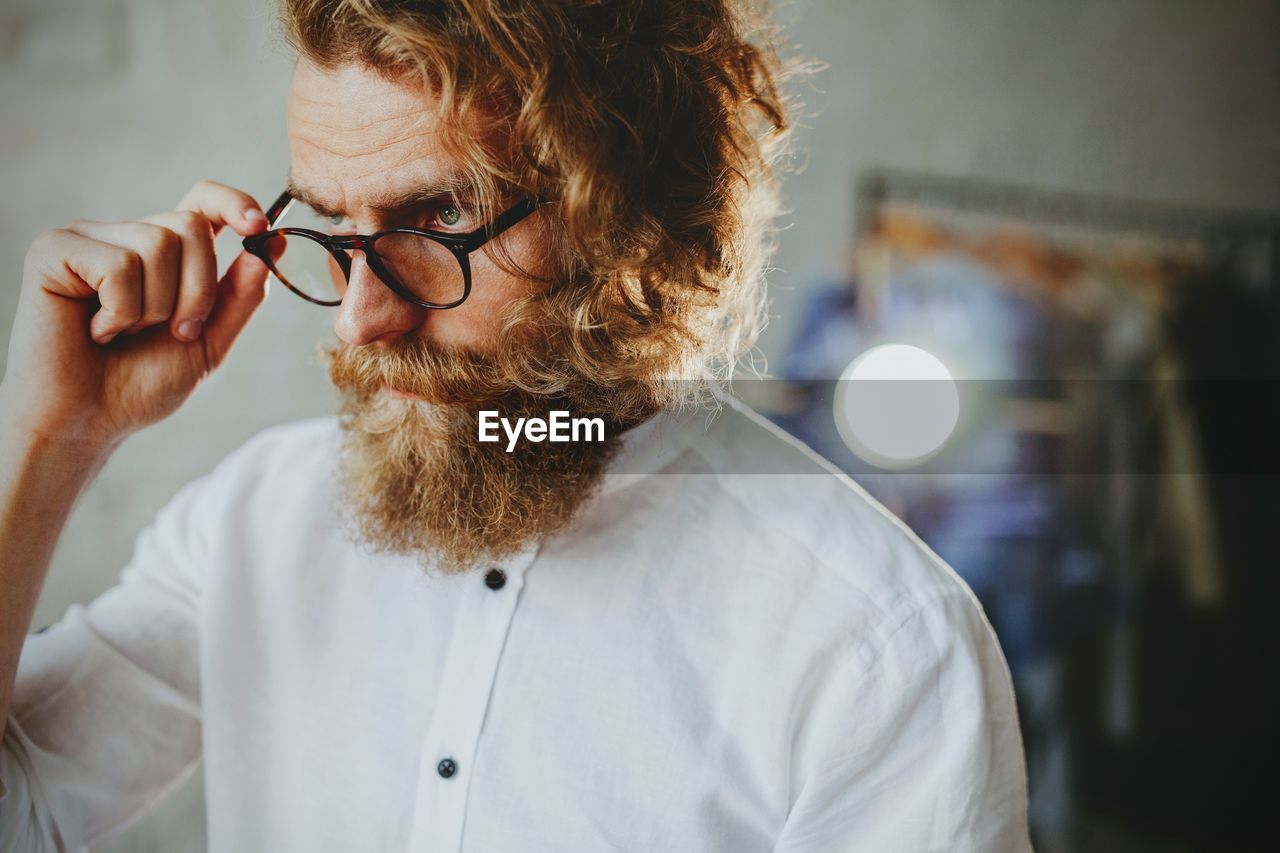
left=331, top=253, right=426, bottom=346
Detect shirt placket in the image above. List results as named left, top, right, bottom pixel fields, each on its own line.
left=407, top=544, right=538, bottom=853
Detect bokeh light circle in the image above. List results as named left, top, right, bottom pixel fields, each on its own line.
left=833, top=344, right=960, bottom=469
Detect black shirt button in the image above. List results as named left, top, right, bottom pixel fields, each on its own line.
left=437, top=758, right=457, bottom=778
left=484, top=568, right=507, bottom=590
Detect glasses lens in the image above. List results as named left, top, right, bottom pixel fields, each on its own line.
left=373, top=233, right=466, bottom=306
left=266, top=199, right=353, bottom=303
left=266, top=233, right=346, bottom=304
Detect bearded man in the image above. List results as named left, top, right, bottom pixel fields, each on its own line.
left=0, top=1, right=1031, bottom=850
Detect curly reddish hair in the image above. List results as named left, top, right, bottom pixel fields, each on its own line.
left=279, top=0, right=800, bottom=411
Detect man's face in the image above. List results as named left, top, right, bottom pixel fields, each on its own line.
left=286, top=60, right=551, bottom=360
left=284, top=60, right=632, bottom=575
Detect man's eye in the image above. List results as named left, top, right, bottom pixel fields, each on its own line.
left=437, top=205, right=462, bottom=227
left=327, top=214, right=349, bottom=227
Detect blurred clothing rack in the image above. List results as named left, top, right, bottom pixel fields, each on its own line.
left=856, top=168, right=1280, bottom=272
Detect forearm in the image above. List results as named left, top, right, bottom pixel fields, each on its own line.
left=0, top=390, right=116, bottom=738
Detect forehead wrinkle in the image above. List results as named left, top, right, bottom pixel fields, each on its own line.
left=286, top=96, right=439, bottom=135
left=291, top=130, right=442, bottom=169
left=289, top=114, right=444, bottom=162
left=286, top=65, right=436, bottom=128
left=287, top=95, right=428, bottom=131
left=287, top=95, right=444, bottom=161
left=286, top=62, right=485, bottom=217
left=289, top=120, right=457, bottom=212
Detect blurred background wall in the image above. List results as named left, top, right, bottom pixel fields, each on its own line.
left=1, top=1, right=1277, bottom=851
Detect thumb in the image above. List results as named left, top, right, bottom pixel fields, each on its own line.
left=200, top=250, right=270, bottom=371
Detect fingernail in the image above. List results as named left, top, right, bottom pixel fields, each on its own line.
left=243, top=208, right=267, bottom=224
left=177, top=319, right=204, bottom=341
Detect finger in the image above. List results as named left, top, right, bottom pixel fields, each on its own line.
left=25, top=229, right=145, bottom=343
left=141, top=210, right=217, bottom=343
left=25, top=228, right=102, bottom=300
left=65, top=220, right=181, bottom=337
left=200, top=250, right=270, bottom=370
left=176, top=179, right=268, bottom=238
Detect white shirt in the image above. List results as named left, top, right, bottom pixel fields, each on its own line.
left=1, top=397, right=1031, bottom=852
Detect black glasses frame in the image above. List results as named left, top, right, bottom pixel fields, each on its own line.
left=242, top=190, right=541, bottom=309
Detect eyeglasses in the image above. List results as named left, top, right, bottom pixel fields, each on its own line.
left=242, top=190, right=541, bottom=309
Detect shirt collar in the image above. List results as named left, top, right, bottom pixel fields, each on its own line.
left=425, top=393, right=726, bottom=580
left=597, top=396, right=724, bottom=498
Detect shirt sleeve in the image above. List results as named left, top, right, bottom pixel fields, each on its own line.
left=0, top=464, right=221, bottom=852
left=772, top=592, right=1033, bottom=853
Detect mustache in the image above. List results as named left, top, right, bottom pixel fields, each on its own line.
left=322, top=338, right=520, bottom=406
left=322, top=336, right=658, bottom=427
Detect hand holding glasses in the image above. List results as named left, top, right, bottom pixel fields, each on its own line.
left=242, top=191, right=541, bottom=309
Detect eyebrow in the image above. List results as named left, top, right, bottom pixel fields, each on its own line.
left=285, top=171, right=480, bottom=218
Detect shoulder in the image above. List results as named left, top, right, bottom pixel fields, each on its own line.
left=625, top=396, right=1007, bottom=694
left=205, top=415, right=341, bottom=492
left=676, top=397, right=979, bottom=623
left=631, top=399, right=1028, bottom=832
left=218, top=415, right=342, bottom=472
left=676, top=404, right=1028, bottom=843
left=155, top=415, right=343, bottom=537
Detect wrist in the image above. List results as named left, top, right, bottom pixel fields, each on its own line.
left=0, top=383, right=121, bottom=466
